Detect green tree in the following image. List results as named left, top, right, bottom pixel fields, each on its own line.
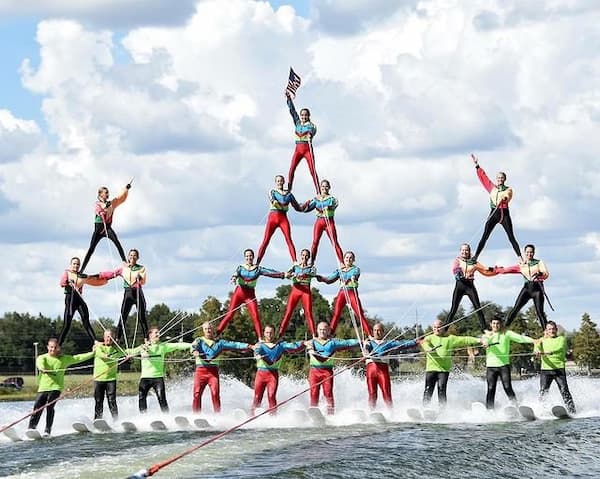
left=573, top=313, right=600, bottom=374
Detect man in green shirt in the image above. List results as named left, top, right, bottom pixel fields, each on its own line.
left=483, top=316, right=535, bottom=409
left=132, top=326, right=192, bottom=413
left=28, top=338, right=94, bottom=435
left=421, top=319, right=482, bottom=407
left=534, top=320, right=576, bottom=413
left=93, top=328, right=125, bottom=420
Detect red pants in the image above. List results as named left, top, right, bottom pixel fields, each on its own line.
left=309, top=367, right=335, bottom=415
left=252, top=369, right=279, bottom=415
left=366, top=362, right=392, bottom=408
left=217, top=286, right=262, bottom=339
left=288, top=142, right=319, bottom=193
left=330, top=288, right=371, bottom=336
left=312, top=217, right=343, bottom=264
left=257, top=211, right=296, bottom=264
left=192, top=366, right=220, bottom=413
left=279, top=284, right=315, bottom=337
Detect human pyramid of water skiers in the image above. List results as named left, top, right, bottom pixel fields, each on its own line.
left=24, top=79, right=576, bottom=438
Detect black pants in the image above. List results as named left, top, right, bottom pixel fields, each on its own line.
left=81, top=222, right=126, bottom=272
left=486, top=365, right=516, bottom=409
left=94, top=380, right=118, bottom=420
left=423, top=371, right=449, bottom=406
left=505, top=282, right=547, bottom=328
left=28, top=390, right=61, bottom=434
left=138, top=377, right=169, bottom=413
left=474, top=207, right=521, bottom=259
left=540, top=369, right=576, bottom=414
left=60, top=292, right=96, bottom=345
left=117, top=287, right=148, bottom=341
left=447, top=279, right=486, bottom=332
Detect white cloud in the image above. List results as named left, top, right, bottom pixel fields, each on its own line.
left=0, top=109, right=42, bottom=162
left=0, top=0, right=599, bottom=332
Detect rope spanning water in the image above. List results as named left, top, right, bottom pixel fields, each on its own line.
left=125, top=353, right=368, bottom=479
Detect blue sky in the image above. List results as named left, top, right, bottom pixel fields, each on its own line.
left=0, top=17, right=41, bottom=123
left=0, top=0, right=599, bottom=335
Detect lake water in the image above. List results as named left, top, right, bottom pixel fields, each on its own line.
left=1, top=372, right=599, bottom=478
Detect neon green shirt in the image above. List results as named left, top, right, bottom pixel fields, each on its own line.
left=131, top=342, right=192, bottom=378
left=93, top=345, right=125, bottom=382
left=421, top=335, right=480, bottom=372
left=36, top=351, right=94, bottom=392
left=485, top=331, right=534, bottom=367
left=534, top=336, right=567, bottom=370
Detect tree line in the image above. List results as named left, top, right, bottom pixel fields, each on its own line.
left=1, top=285, right=600, bottom=382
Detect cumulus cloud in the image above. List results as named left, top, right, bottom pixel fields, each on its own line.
left=310, top=0, right=417, bottom=35
left=0, top=0, right=599, bottom=330
left=0, top=109, right=42, bottom=162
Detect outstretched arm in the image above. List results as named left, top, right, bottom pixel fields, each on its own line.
left=111, top=185, right=130, bottom=210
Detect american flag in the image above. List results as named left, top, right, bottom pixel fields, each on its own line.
left=286, top=67, right=301, bottom=98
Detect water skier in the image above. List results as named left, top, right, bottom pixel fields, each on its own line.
left=364, top=322, right=419, bottom=409
left=131, top=327, right=192, bottom=414
left=447, top=243, right=498, bottom=332
left=305, top=321, right=361, bottom=415
left=535, top=321, right=576, bottom=414
left=191, top=321, right=251, bottom=414
left=317, top=251, right=372, bottom=336
left=100, top=248, right=149, bottom=342
left=301, top=179, right=344, bottom=264
left=93, top=328, right=124, bottom=420
left=216, top=249, right=286, bottom=340
left=59, top=256, right=108, bottom=345
left=285, top=90, right=318, bottom=193
left=421, top=319, right=482, bottom=407
left=81, top=183, right=131, bottom=271
left=482, top=316, right=535, bottom=410
left=256, top=175, right=303, bottom=265
left=497, top=244, right=549, bottom=329
left=471, top=154, right=521, bottom=260
left=251, top=325, right=304, bottom=415
left=27, top=338, right=94, bottom=436
left=279, top=249, right=318, bottom=338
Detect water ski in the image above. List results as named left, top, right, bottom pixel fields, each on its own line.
left=369, top=412, right=387, bottom=424
left=25, top=429, right=43, bottom=440
left=93, top=419, right=112, bottom=432
left=174, top=416, right=190, bottom=428
left=193, top=418, right=210, bottom=429
left=503, top=405, right=519, bottom=420
left=2, top=427, right=22, bottom=442
left=518, top=405, right=536, bottom=421
left=551, top=405, right=571, bottom=419
left=307, top=407, right=326, bottom=425
left=406, top=408, right=423, bottom=421
left=121, top=421, right=137, bottom=433
left=72, top=421, right=91, bottom=433
left=150, top=420, right=167, bottom=431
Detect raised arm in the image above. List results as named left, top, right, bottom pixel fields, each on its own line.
left=472, top=154, right=493, bottom=192
left=286, top=94, right=299, bottom=125
left=111, top=184, right=131, bottom=210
